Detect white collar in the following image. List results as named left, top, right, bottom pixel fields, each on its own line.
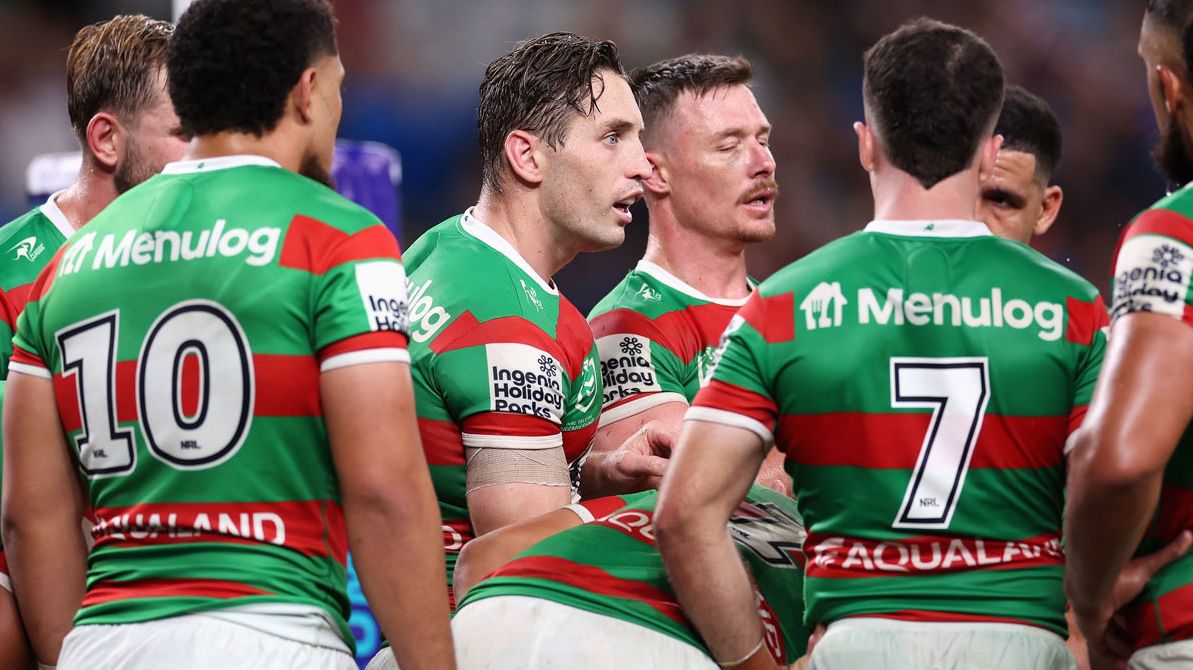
left=38, top=190, right=76, bottom=239
left=162, top=154, right=281, bottom=175
left=460, top=208, right=558, bottom=295
left=864, top=219, right=991, bottom=238
left=635, top=259, right=751, bottom=306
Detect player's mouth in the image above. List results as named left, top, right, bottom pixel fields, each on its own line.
left=613, top=189, right=644, bottom=225
left=740, top=185, right=777, bottom=216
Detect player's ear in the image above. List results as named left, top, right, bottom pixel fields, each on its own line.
left=504, top=129, right=544, bottom=186
left=1034, top=184, right=1063, bottom=237
left=1158, top=64, right=1185, bottom=117
left=85, top=111, right=122, bottom=172
left=854, top=121, right=875, bottom=172
left=641, top=151, right=670, bottom=197
left=295, top=65, right=319, bottom=125
left=977, top=134, right=1003, bottom=184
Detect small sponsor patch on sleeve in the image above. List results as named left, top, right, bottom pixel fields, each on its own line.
left=1111, top=235, right=1193, bottom=324
left=595, top=334, right=662, bottom=409
left=484, top=342, right=565, bottom=424
left=355, top=260, right=410, bottom=334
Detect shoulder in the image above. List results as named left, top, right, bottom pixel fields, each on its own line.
left=0, top=207, right=50, bottom=247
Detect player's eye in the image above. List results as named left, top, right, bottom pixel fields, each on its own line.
left=603, top=132, right=620, bottom=145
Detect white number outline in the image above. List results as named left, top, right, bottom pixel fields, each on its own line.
left=890, top=356, right=990, bottom=530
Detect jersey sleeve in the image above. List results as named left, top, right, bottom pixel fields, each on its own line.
left=8, top=256, right=58, bottom=379
left=0, top=286, right=23, bottom=378
left=282, top=215, right=411, bottom=371
left=431, top=339, right=565, bottom=451
left=1109, top=208, right=1193, bottom=327
left=1066, top=295, right=1109, bottom=436
left=687, top=291, right=787, bottom=446
left=590, top=309, right=690, bottom=426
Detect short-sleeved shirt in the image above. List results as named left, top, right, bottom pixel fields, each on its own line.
left=402, top=210, right=602, bottom=600
left=1108, top=192, right=1193, bottom=649
left=10, top=155, right=410, bottom=650
left=459, top=485, right=809, bottom=665
left=0, top=193, right=75, bottom=587
left=589, top=260, right=750, bottom=424
left=689, top=220, right=1107, bottom=636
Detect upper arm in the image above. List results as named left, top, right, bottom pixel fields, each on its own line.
left=2, top=371, right=82, bottom=528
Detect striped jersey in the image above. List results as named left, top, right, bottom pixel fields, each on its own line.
left=403, top=210, right=602, bottom=599
left=459, top=485, right=809, bottom=665
left=10, top=155, right=411, bottom=649
left=1109, top=191, right=1193, bottom=649
left=589, top=259, right=750, bottom=423
left=690, top=220, right=1108, bottom=635
left=0, top=194, right=75, bottom=587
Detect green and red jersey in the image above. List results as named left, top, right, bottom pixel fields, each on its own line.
left=460, top=485, right=809, bottom=665
left=402, top=210, right=602, bottom=600
left=589, top=260, right=750, bottom=422
left=10, top=155, right=411, bottom=649
left=1108, top=191, right=1193, bottom=650
left=690, top=220, right=1107, bottom=636
left=0, top=193, right=75, bottom=587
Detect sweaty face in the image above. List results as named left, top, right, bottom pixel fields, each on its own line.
left=114, top=68, right=188, bottom=194
left=977, top=149, right=1044, bottom=245
left=301, top=54, right=345, bottom=188
left=657, top=85, right=777, bottom=244
left=539, top=70, right=650, bottom=252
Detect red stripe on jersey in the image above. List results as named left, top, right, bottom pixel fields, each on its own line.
left=318, top=331, right=408, bottom=364
left=1151, top=482, right=1193, bottom=544
left=492, top=555, right=687, bottom=625
left=1121, top=208, right=1193, bottom=250
left=577, top=495, right=632, bottom=520
left=562, top=423, right=597, bottom=463
left=90, top=500, right=347, bottom=565
left=82, top=578, right=271, bottom=607
left=419, top=418, right=466, bottom=466
left=254, top=354, right=321, bottom=417
left=853, top=610, right=1055, bottom=630
left=0, top=548, right=7, bottom=577
left=590, top=302, right=741, bottom=363
left=428, top=311, right=558, bottom=355
left=11, top=343, right=45, bottom=369
left=778, top=412, right=1067, bottom=470
left=737, top=292, right=795, bottom=343
left=0, top=283, right=31, bottom=331
left=1125, top=581, right=1193, bottom=649
left=442, top=517, right=475, bottom=556
left=692, top=379, right=778, bottom=430
left=279, top=215, right=402, bottom=275
left=803, top=532, right=1063, bottom=579
left=556, top=297, right=596, bottom=379
left=1068, top=404, right=1088, bottom=435
left=461, top=411, right=559, bottom=438
left=1065, top=295, right=1109, bottom=346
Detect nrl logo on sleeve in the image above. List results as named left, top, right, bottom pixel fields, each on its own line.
left=596, top=334, right=661, bottom=405
left=572, top=356, right=599, bottom=414
left=11, top=236, right=45, bottom=262
left=355, top=261, right=409, bottom=333
left=1111, top=236, right=1193, bottom=319
left=485, top=343, right=564, bottom=421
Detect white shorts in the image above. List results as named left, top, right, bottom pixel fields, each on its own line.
left=1129, top=638, right=1193, bottom=669
left=58, top=614, right=357, bottom=670
left=443, top=595, right=718, bottom=670
left=809, top=618, right=1076, bottom=670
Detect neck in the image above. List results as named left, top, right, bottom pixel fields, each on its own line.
left=641, top=200, right=751, bottom=299
left=473, top=188, right=574, bottom=283
left=188, top=129, right=305, bottom=174
left=870, top=166, right=980, bottom=222
left=54, top=158, right=120, bottom=231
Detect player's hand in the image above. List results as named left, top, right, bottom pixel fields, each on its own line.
left=597, top=420, right=675, bottom=494
left=1074, top=529, right=1193, bottom=669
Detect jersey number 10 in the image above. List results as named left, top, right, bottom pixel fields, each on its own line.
left=57, top=300, right=254, bottom=477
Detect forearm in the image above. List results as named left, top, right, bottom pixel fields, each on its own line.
left=578, top=450, right=612, bottom=497
left=346, top=486, right=455, bottom=670
left=1065, top=464, right=1164, bottom=615
left=658, top=517, right=765, bottom=664
left=2, top=515, right=85, bottom=665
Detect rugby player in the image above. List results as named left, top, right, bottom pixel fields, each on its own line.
left=1066, top=1, right=1193, bottom=667
left=588, top=53, right=788, bottom=492
left=0, top=15, right=186, bottom=669
left=978, top=84, right=1064, bottom=246
left=0, top=1, right=453, bottom=668
left=657, top=18, right=1110, bottom=670
left=398, top=32, right=669, bottom=608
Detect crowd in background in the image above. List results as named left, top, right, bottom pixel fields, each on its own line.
left=0, top=0, right=1164, bottom=311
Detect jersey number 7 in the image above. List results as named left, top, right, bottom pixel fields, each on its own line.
left=889, top=357, right=990, bottom=530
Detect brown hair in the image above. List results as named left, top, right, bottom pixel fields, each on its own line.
left=630, top=54, right=753, bottom=144
left=67, top=14, right=173, bottom=144
left=477, top=31, right=625, bottom=193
